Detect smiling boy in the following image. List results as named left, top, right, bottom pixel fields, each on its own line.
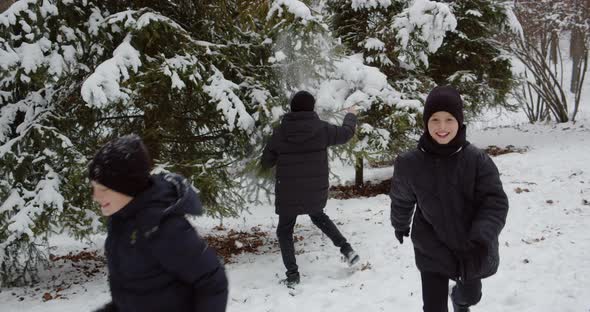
left=389, top=86, right=509, bottom=312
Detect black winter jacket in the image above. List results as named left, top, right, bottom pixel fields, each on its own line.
left=390, top=144, right=509, bottom=281
left=261, top=111, right=357, bottom=215
left=104, top=173, right=228, bottom=312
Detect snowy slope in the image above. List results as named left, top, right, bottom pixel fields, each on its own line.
left=1, top=118, right=589, bottom=311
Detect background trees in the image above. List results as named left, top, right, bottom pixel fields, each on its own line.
left=509, top=0, right=589, bottom=123
left=325, top=0, right=515, bottom=185
left=0, top=0, right=563, bottom=286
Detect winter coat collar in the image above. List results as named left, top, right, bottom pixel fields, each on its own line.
left=283, top=111, right=319, bottom=121
left=112, top=173, right=202, bottom=237
left=418, top=125, right=470, bottom=157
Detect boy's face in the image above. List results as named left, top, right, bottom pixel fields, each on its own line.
left=91, top=181, right=133, bottom=216
left=427, top=111, right=459, bottom=144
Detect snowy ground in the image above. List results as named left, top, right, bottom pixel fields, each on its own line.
left=1, top=117, right=590, bottom=311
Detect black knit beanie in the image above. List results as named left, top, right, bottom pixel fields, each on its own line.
left=423, top=86, right=464, bottom=126
left=88, top=135, right=151, bottom=196
left=290, top=90, right=315, bottom=112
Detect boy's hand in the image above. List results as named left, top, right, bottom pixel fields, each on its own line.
left=465, top=241, right=486, bottom=257
left=395, top=229, right=410, bottom=244
left=346, top=104, right=359, bottom=115
left=456, top=241, right=486, bottom=266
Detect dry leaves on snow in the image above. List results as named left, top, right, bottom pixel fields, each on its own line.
left=330, top=179, right=391, bottom=199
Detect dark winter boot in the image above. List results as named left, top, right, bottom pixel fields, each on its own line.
left=451, top=278, right=480, bottom=312
left=281, top=271, right=300, bottom=287
left=452, top=301, right=470, bottom=312
left=340, top=244, right=360, bottom=266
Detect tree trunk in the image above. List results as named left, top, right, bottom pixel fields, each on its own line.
left=355, top=155, right=363, bottom=188
left=550, top=31, right=559, bottom=65
left=570, top=5, right=585, bottom=92
left=570, top=1, right=590, bottom=93
left=570, top=0, right=590, bottom=118
left=571, top=49, right=588, bottom=121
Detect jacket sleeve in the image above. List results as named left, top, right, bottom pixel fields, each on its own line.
left=389, top=155, right=416, bottom=231
left=261, top=131, right=278, bottom=169
left=149, top=217, right=228, bottom=311
left=469, top=152, right=509, bottom=246
left=326, top=113, right=357, bottom=146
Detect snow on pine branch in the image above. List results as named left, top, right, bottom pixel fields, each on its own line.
left=0, top=4, right=87, bottom=85
left=0, top=90, right=52, bottom=147
left=392, top=0, right=456, bottom=68
left=247, top=86, right=274, bottom=123
left=103, top=9, right=220, bottom=51
left=81, top=35, right=141, bottom=108
left=87, top=7, right=105, bottom=36
left=316, top=54, right=400, bottom=112
left=0, top=91, right=11, bottom=104
left=0, top=43, right=20, bottom=74
left=162, top=54, right=204, bottom=90
left=204, top=66, right=255, bottom=132
left=465, top=9, right=483, bottom=17
left=0, top=164, right=64, bottom=263
left=105, top=10, right=185, bottom=32
left=447, top=70, right=478, bottom=84
left=363, top=38, right=386, bottom=51
left=268, top=0, right=313, bottom=24
left=0, top=0, right=58, bottom=28
left=501, top=2, right=524, bottom=39
left=0, top=37, right=53, bottom=80
left=0, top=102, right=27, bottom=144
left=362, top=37, right=394, bottom=66
left=17, top=39, right=52, bottom=75
left=358, top=123, right=390, bottom=150
left=351, top=0, right=392, bottom=11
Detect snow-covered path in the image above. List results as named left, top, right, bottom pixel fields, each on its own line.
left=1, top=120, right=589, bottom=311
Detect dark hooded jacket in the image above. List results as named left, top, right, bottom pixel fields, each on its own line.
left=104, top=173, right=228, bottom=312
left=390, top=142, right=509, bottom=281
left=261, top=111, right=357, bottom=215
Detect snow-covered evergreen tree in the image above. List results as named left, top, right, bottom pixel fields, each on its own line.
left=509, top=0, right=588, bottom=122
left=428, top=0, right=516, bottom=117
left=0, top=0, right=522, bottom=286
left=0, top=0, right=103, bottom=286
left=0, top=0, right=276, bottom=286
left=261, top=0, right=413, bottom=187
left=323, top=0, right=518, bottom=183
left=327, top=0, right=516, bottom=118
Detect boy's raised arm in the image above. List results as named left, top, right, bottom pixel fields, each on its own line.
left=327, top=113, right=357, bottom=146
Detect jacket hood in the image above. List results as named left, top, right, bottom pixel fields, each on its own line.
left=114, top=173, right=203, bottom=234
left=281, top=111, right=323, bottom=143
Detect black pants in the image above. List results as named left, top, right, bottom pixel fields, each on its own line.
left=420, top=272, right=482, bottom=312
left=276, top=212, right=349, bottom=275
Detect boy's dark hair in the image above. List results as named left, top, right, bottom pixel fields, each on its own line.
left=290, top=90, right=315, bottom=112
left=423, top=86, right=464, bottom=125
left=88, top=134, right=151, bottom=196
